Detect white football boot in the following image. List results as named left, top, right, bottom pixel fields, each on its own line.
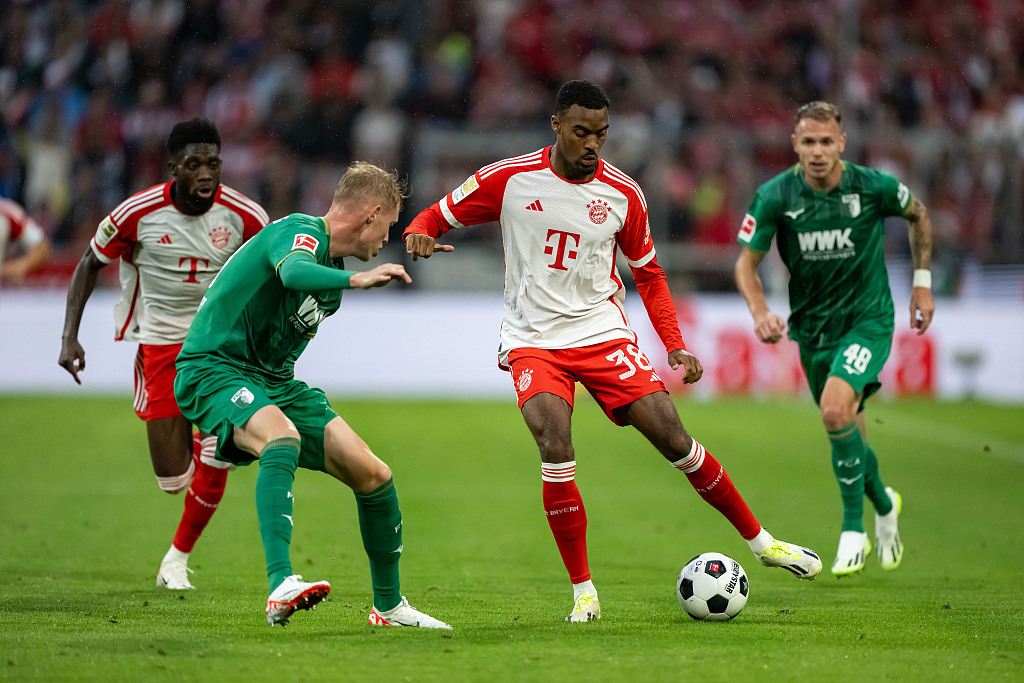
left=265, top=575, right=330, bottom=626
left=831, top=531, right=870, bottom=576
left=565, top=592, right=601, bottom=622
left=755, top=537, right=823, bottom=580
left=156, top=552, right=195, bottom=590
left=368, top=596, right=452, bottom=629
left=875, top=487, right=904, bottom=570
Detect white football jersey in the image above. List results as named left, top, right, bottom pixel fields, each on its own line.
left=411, top=147, right=682, bottom=366
left=90, top=182, right=268, bottom=344
left=0, top=197, right=46, bottom=294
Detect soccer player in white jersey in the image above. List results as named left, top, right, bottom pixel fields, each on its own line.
left=405, top=80, right=823, bottom=622
left=0, top=197, right=51, bottom=292
left=58, top=118, right=269, bottom=589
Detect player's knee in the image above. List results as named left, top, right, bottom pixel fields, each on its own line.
left=820, top=403, right=854, bottom=431
left=536, top=436, right=573, bottom=463
left=156, top=458, right=195, bottom=494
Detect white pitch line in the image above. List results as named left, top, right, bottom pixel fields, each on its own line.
left=775, top=401, right=1024, bottom=466
left=868, top=408, right=1024, bottom=465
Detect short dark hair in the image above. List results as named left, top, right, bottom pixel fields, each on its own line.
left=166, top=118, right=221, bottom=158
left=555, top=80, right=611, bottom=117
left=794, top=101, right=842, bottom=128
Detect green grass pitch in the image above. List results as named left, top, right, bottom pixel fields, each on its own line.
left=1, top=395, right=1022, bottom=681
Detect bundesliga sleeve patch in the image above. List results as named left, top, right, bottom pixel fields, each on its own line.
left=95, top=217, right=118, bottom=247
left=738, top=213, right=756, bottom=242
left=292, top=233, right=319, bottom=254
left=451, top=175, right=479, bottom=205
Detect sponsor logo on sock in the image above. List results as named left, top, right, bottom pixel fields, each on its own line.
left=546, top=505, right=580, bottom=516
left=838, top=474, right=863, bottom=485
left=282, top=514, right=293, bottom=526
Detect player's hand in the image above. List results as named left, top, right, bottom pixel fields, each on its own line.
left=668, top=349, right=703, bottom=384
left=349, top=263, right=412, bottom=289
left=910, top=287, right=935, bottom=335
left=58, top=338, right=86, bottom=385
left=405, top=233, right=454, bottom=261
left=753, top=311, right=786, bottom=344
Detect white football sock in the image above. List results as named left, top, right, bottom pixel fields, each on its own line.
left=746, top=527, right=771, bottom=555
left=573, top=579, right=596, bottom=600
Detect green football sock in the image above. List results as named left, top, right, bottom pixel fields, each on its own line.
left=863, top=444, right=893, bottom=515
left=829, top=422, right=867, bottom=532
left=256, top=437, right=300, bottom=594
left=355, top=477, right=403, bottom=611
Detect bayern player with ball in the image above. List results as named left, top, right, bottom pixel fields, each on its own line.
left=404, top=80, right=823, bottom=623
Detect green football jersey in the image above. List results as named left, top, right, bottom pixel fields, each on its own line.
left=179, top=213, right=348, bottom=380
left=738, top=161, right=913, bottom=348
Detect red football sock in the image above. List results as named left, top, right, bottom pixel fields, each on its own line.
left=172, top=436, right=227, bottom=553
left=672, top=440, right=761, bottom=540
left=541, top=461, right=591, bottom=583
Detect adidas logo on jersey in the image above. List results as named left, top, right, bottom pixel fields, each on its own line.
left=158, top=234, right=173, bottom=244
left=526, top=200, right=544, bottom=211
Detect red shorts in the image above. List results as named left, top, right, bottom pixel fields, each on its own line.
left=507, top=339, right=667, bottom=426
left=133, top=343, right=184, bottom=421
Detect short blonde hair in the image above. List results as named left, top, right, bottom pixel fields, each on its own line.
left=333, top=161, right=410, bottom=212
left=794, top=101, right=842, bottom=128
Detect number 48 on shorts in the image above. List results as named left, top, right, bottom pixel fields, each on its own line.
left=842, top=343, right=872, bottom=375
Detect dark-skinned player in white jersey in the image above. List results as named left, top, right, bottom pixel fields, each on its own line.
left=59, top=118, right=268, bottom=590
left=405, top=79, right=822, bottom=623
left=734, top=101, right=935, bottom=577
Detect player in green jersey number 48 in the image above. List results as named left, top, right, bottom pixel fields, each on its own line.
left=174, top=162, right=450, bottom=628
left=734, top=101, right=935, bottom=577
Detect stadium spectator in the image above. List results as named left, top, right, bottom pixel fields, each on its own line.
left=734, top=101, right=934, bottom=576
left=404, top=79, right=822, bottom=623
left=0, top=0, right=1021, bottom=285
left=0, top=196, right=52, bottom=290
left=173, top=161, right=451, bottom=629
left=57, top=118, right=269, bottom=590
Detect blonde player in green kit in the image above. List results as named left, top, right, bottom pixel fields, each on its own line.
left=734, top=101, right=935, bottom=577
left=175, top=162, right=450, bottom=628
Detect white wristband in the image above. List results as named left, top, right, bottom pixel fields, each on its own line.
left=912, top=269, right=931, bottom=289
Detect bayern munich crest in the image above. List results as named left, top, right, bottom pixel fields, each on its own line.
left=517, top=367, right=534, bottom=393
left=209, top=226, right=230, bottom=249
left=587, top=199, right=610, bottom=224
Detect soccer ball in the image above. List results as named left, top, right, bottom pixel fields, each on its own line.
left=677, top=552, right=749, bottom=621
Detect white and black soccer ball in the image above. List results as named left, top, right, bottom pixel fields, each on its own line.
left=677, top=552, right=749, bottom=621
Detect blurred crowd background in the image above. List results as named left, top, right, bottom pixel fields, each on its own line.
left=2, top=0, right=1023, bottom=295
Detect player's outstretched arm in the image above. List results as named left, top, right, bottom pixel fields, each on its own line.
left=668, top=349, right=703, bottom=385
left=404, top=233, right=454, bottom=261
left=349, top=263, right=412, bottom=289
left=906, top=197, right=935, bottom=335
left=58, top=248, right=106, bottom=384
left=734, top=247, right=786, bottom=343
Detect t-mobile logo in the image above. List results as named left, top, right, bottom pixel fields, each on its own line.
left=544, top=229, right=581, bottom=270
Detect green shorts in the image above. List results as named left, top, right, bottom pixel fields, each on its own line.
left=174, top=360, right=338, bottom=471
left=799, top=327, right=893, bottom=409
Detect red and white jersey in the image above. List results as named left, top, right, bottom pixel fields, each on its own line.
left=90, top=182, right=268, bottom=344
left=0, top=197, right=46, bottom=290
left=405, top=146, right=684, bottom=366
